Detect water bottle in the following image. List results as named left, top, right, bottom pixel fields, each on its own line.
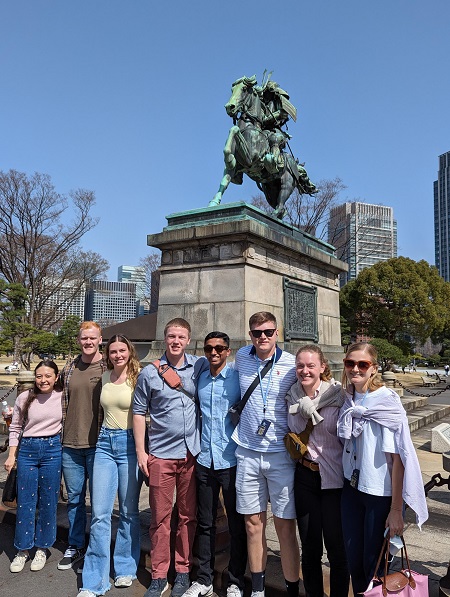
left=2, top=399, right=12, bottom=426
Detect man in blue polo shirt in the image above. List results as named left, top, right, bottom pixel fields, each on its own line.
left=183, top=331, right=247, bottom=597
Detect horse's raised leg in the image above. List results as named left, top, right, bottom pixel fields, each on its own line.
left=209, top=126, right=238, bottom=207
left=210, top=169, right=232, bottom=207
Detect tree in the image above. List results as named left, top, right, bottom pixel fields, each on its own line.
left=55, top=315, right=81, bottom=358
left=0, top=169, right=109, bottom=331
left=340, top=257, right=450, bottom=346
left=251, top=177, right=346, bottom=239
left=139, top=251, right=161, bottom=313
left=370, top=338, right=408, bottom=373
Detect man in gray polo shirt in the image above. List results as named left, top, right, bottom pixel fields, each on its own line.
left=133, top=318, right=207, bottom=597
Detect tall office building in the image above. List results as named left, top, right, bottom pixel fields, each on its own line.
left=434, top=151, right=450, bottom=281
left=328, top=201, right=397, bottom=285
left=38, top=279, right=86, bottom=331
left=117, top=265, right=146, bottom=299
left=85, top=280, right=137, bottom=327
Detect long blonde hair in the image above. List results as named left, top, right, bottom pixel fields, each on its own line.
left=341, top=342, right=384, bottom=392
left=105, top=335, right=140, bottom=389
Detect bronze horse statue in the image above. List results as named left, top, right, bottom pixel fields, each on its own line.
left=210, top=75, right=317, bottom=220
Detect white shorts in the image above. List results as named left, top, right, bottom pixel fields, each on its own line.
left=235, top=445, right=296, bottom=519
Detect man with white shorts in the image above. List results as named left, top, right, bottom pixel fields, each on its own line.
left=232, top=311, right=299, bottom=597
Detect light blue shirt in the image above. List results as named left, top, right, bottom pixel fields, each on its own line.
left=133, top=353, right=208, bottom=459
left=197, top=364, right=240, bottom=470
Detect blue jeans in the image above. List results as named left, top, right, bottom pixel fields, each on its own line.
left=62, top=445, right=96, bottom=548
left=15, top=435, right=62, bottom=551
left=81, top=428, right=140, bottom=595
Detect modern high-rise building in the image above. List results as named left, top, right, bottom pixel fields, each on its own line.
left=328, top=201, right=397, bottom=285
left=434, top=151, right=450, bottom=281
left=84, top=280, right=137, bottom=327
left=38, top=279, right=86, bottom=331
left=117, top=265, right=146, bottom=300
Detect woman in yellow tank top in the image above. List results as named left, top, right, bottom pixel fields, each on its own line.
left=77, top=335, right=141, bottom=597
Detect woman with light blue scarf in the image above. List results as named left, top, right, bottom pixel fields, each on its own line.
left=337, top=342, right=428, bottom=596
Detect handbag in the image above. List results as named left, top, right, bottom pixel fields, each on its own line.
left=363, top=536, right=429, bottom=597
left=2, top=462, right=18, bottom=508
left=284, top=418, right=314, bottom=460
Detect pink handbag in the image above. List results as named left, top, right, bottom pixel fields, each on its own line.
left=364, top=536, right=429, bottom=597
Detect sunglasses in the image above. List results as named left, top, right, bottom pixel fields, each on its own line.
left=343, top=359, right=374, bottom=372
left=250, top=328, right=276, bottom=338
left=204, top=345, right=229, bottom=354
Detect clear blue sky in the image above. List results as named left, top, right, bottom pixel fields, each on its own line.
left=1, top=1, right=449, bottom=277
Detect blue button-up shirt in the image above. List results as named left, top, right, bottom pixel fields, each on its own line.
left=197, top=364, right=241, bottom=470
left=133, top=353, right=208, bottom=459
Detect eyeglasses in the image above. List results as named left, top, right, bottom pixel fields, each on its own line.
left=250, top=329, right=276, bottom=338
left=343, top=359, right=374, bottom=371
left=204, top=345, right=229, bottom=354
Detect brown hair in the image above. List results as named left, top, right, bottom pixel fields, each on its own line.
left=22, top=360, right=62, bottom=422
left=105, top=335, right=141, bottom=389
left=341, top=342, right=384, bottom=391
left=249, top=311, right=277, bottom=329
left=163, top=318, right=191, bottom=336
left=78, top=321, right=102, bottom=336
left=296, top=345, right=332, bottom=381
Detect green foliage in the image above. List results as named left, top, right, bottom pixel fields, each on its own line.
left=340, top=257, right=450, bottom=346
left=56, top=315, right=81, bottom=357
left=370, top=338, right=408, bottom=373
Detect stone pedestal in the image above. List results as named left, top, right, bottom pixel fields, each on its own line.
left=146, top=202, right=347, bottom=368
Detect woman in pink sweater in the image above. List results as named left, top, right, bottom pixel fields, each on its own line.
left=4, top=360, right=63, bottom=573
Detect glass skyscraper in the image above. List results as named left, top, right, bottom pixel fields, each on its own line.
left=434, top=151, right=450, bottom=281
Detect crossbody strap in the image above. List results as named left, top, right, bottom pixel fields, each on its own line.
left=235, top=355, right=274, bottom=417
left=150, top=360, right=197, bottom=404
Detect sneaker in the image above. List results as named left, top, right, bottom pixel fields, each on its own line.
left=30, top=548, right=47, bottom=571
left=251, top=592, right=265, bottom=597
left=144, top=578, right=169, bottom=597
left=171, top=573, right=191, bottom=597
left=182, top=582, right=213, bottom=597
left=115, top=575, right=133, bottom=588
left=58, top=546, right=85, bottom=570
left=227, top=585, right=243, bottom=597
left=10, top=551, right=29, bottom=573
left=77, top=592, right=96, bottom=597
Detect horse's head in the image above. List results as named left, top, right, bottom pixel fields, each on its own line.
left=225, top=75, right=258, bottom=118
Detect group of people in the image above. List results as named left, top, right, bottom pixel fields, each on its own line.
left=3, top=312, right=428, bottom=597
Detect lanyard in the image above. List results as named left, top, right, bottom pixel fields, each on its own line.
left=255, top=354, right=275, bottom=415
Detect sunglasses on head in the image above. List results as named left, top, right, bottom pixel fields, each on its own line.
left=250, top=328, right=276, bottom=338
left=343, top=359, right=374, bottom=371
left=204, top=345, right=229, bottom=354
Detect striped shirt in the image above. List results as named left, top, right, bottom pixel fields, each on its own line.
left=232, top=345, right=296, bottom=452
left=287, top=381, right=345, bottom=489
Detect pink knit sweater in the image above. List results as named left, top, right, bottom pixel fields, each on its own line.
left=9, top=389, right=63, bottom=446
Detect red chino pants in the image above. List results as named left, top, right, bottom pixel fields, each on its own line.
left=147, top=451, right=197, bottom=578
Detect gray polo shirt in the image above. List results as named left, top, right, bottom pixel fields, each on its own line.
left=133, top=353, right=208, bottom=459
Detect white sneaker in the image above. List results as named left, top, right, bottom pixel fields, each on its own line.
left=30, top=548, right=47, bottom=571
left=250, top=592, right=265, bottom=597
left=227, top=585, right=243, bottom=597
left=77, top=592, right=96, bottom=597
left=183, top=582, right=213, bottom=597
left=115, top=575, right=133, bottom=587
left=10, top=551, right=29, bottom=573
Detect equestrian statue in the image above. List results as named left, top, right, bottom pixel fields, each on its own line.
left=209, top=74, right=317, bottom=220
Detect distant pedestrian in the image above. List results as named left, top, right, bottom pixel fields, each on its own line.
left=445, top=364, right=449, bottom=377
left=5, top=360, right=63, bottom=574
